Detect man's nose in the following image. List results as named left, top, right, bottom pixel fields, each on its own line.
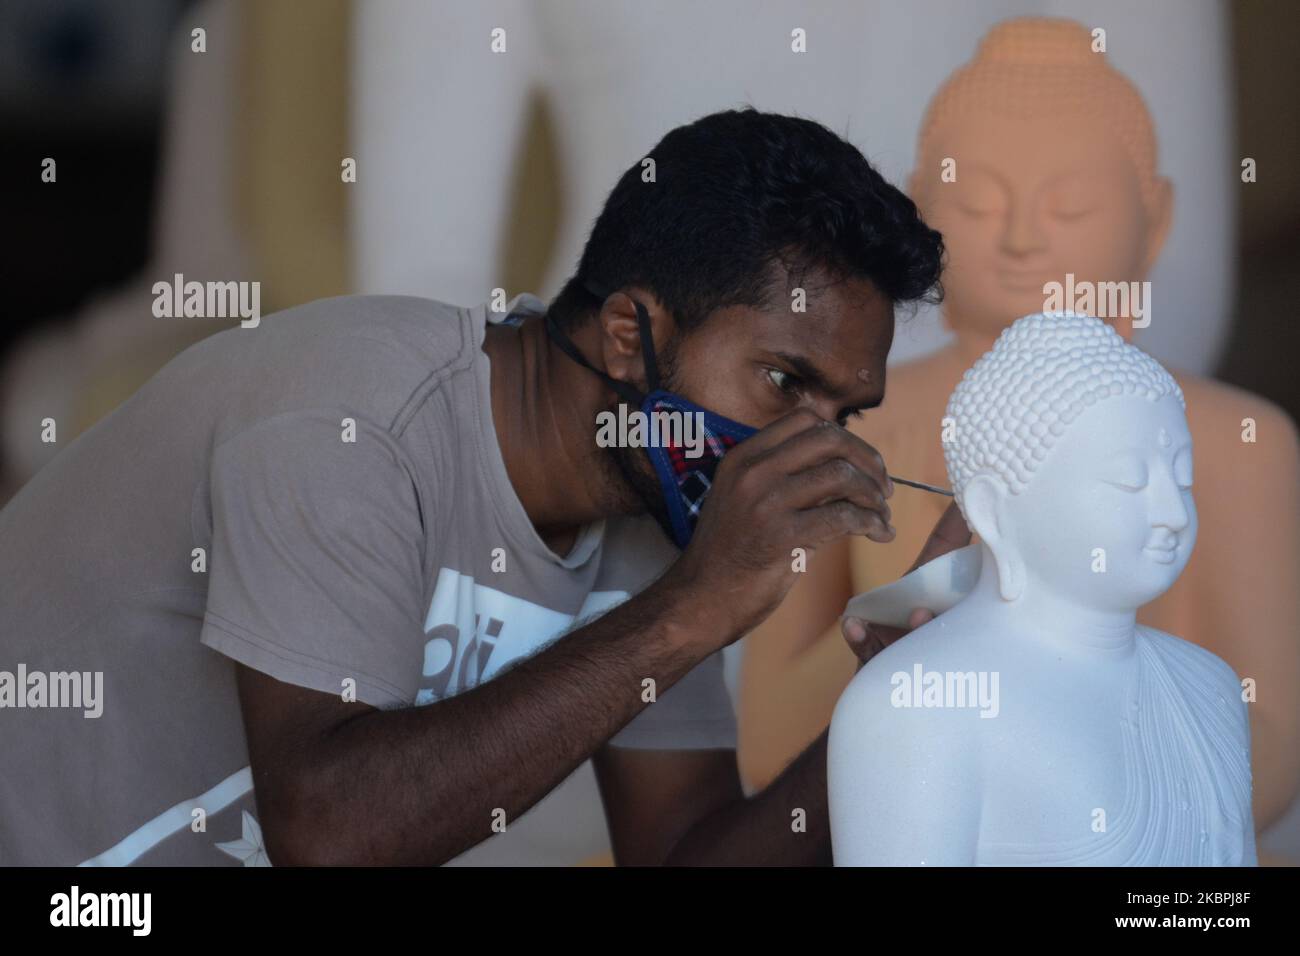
left=806, top=398, right=844, bottom=426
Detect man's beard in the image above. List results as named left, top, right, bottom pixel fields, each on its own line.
left=596, top=337, right=683, bottom=546
left=604, top=438, right=677, bottom=545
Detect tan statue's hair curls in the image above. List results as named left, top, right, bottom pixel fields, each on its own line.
left=916, top=17, right=1161, bottom=213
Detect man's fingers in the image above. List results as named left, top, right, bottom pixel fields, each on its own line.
left=907, top=500, right=973, bottom=573
left=842, top=615, right=908, bottom=666
left=842, top=615, right=868, bottom=645
left=781, top=457, right=891, bottom=521
left=800, top=499, right=895, bottom=545
left=906, top=607, right=935, bottom=629
left=731, top=407, right=835, bottom=461
left=752, top=416, right=892, bottom=499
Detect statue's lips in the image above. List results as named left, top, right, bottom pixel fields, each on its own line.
left=1144, top=544, right=1179, bottom=564
left=1144, top=531, right=1180, bottom=564
left=997, top=270, right=1050, bottom=291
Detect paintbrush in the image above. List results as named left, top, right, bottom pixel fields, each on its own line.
left=888, top=474, right=954, bottom=497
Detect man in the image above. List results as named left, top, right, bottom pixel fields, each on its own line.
left=0, top=107, right=953, bottom=865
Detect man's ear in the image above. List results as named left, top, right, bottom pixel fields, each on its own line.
left=597, top=289, right=673, bottom=393
left=962, top=474, right=1024, bottom=602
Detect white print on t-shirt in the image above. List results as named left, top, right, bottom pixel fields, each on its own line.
left=79, top=766, right=254, bottom=867
left=214, top=810, right=270, bottom=866
left=417, top=567, right=628, bottom=705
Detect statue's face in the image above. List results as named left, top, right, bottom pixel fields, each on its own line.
left=917, top=111, right=1151, bottom=341
left=1009, top=394, right=1195, bottom=611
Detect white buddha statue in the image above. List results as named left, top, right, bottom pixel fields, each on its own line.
left=828, top=313, right=1256, bottom=866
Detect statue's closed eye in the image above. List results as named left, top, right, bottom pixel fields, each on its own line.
left=1045, top=191, right=1102, bottom=221
left=952, top=179, right=1006, bottom=217
left=956, top=198, right=1004, bottom=217
left=1048, top=203, right=1099, bottom=222
left=1044, top=177, right=1105, bottom=221
left=1102, top=460, right=1149, bottom=491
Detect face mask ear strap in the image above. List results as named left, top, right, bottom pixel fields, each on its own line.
left=629, top=300, right=662, bottom=394
left=545, top=312, right=647, bottom=408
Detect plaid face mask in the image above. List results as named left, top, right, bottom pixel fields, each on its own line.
left=545, top=284, right=757, bottom=549
left=639, top=389, right=757, bottom=548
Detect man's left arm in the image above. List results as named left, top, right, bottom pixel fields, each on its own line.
left=594, top=735, right=831, bottom=866
left=596, top=503, right=972, bottom=866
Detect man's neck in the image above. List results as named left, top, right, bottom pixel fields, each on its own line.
left=481, top=317, right=619, bottom=554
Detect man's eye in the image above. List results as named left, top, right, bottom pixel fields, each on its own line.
left=766, top=368, right=800, bottom=395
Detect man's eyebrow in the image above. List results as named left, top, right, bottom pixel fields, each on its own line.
left=770, top=351, right=883, bottom=409
left=770, top=351, right=835, bottom=391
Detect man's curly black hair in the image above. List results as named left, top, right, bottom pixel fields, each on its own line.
left=548, top=106, right=944, bottom=331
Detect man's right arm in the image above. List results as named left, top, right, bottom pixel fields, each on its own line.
left=238, top=570, right=723, bottom=866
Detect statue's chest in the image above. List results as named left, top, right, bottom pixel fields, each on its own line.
left=980, top=713, right=1131, bottom=850
left=975, top=650, right=1250, bottom=865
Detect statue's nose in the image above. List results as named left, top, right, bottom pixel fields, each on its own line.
left=1149, top=467, right=1192, bottom=532
left=999, top=199, right=1049, bottom=257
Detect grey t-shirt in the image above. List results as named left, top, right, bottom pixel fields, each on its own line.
left=0, top=292, right=736, bottom=866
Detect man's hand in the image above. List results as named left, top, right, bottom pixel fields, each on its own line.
left=841, top=500, right=972, bottom=667
left=663, top=408, right=895, bottom=639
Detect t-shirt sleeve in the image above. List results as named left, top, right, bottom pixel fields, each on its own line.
left=199, top=410, right=427, bottom=709
left=607, top=650, right=737, bottom=750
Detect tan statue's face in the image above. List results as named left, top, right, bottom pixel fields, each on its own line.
left=916, top=111, right=1154, bottom=341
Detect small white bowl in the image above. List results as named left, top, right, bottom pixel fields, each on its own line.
left=841, top=543, right=982, bottom=628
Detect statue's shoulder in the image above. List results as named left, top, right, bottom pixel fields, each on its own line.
left=1137, top=626, right=1245, bottom=703
left=835, top=617, right=993, bottom=723
left=1178, top=371, right=1299, bottom=445
left=836, top=646, right=906, bottom=718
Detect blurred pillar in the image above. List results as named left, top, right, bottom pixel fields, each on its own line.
left=236, top=0, right=351, bottom=310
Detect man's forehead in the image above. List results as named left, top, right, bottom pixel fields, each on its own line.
left=748, top=289, right=891, bottom=356
left=742, top=295, right=892, bottom=398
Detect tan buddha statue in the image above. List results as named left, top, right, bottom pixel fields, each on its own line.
left=740, top=17, right=1300, bottom=845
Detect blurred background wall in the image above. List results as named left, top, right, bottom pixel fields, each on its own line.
left=2, top=0, right=1297, bottom=863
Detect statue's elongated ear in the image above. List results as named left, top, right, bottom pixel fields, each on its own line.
left=1140, top=176, right=1174, bottom=278
left=962, top=474, right=1024, bottom=601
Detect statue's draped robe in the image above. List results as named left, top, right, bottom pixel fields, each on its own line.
left=979, top=629, right=1256, bottom=866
